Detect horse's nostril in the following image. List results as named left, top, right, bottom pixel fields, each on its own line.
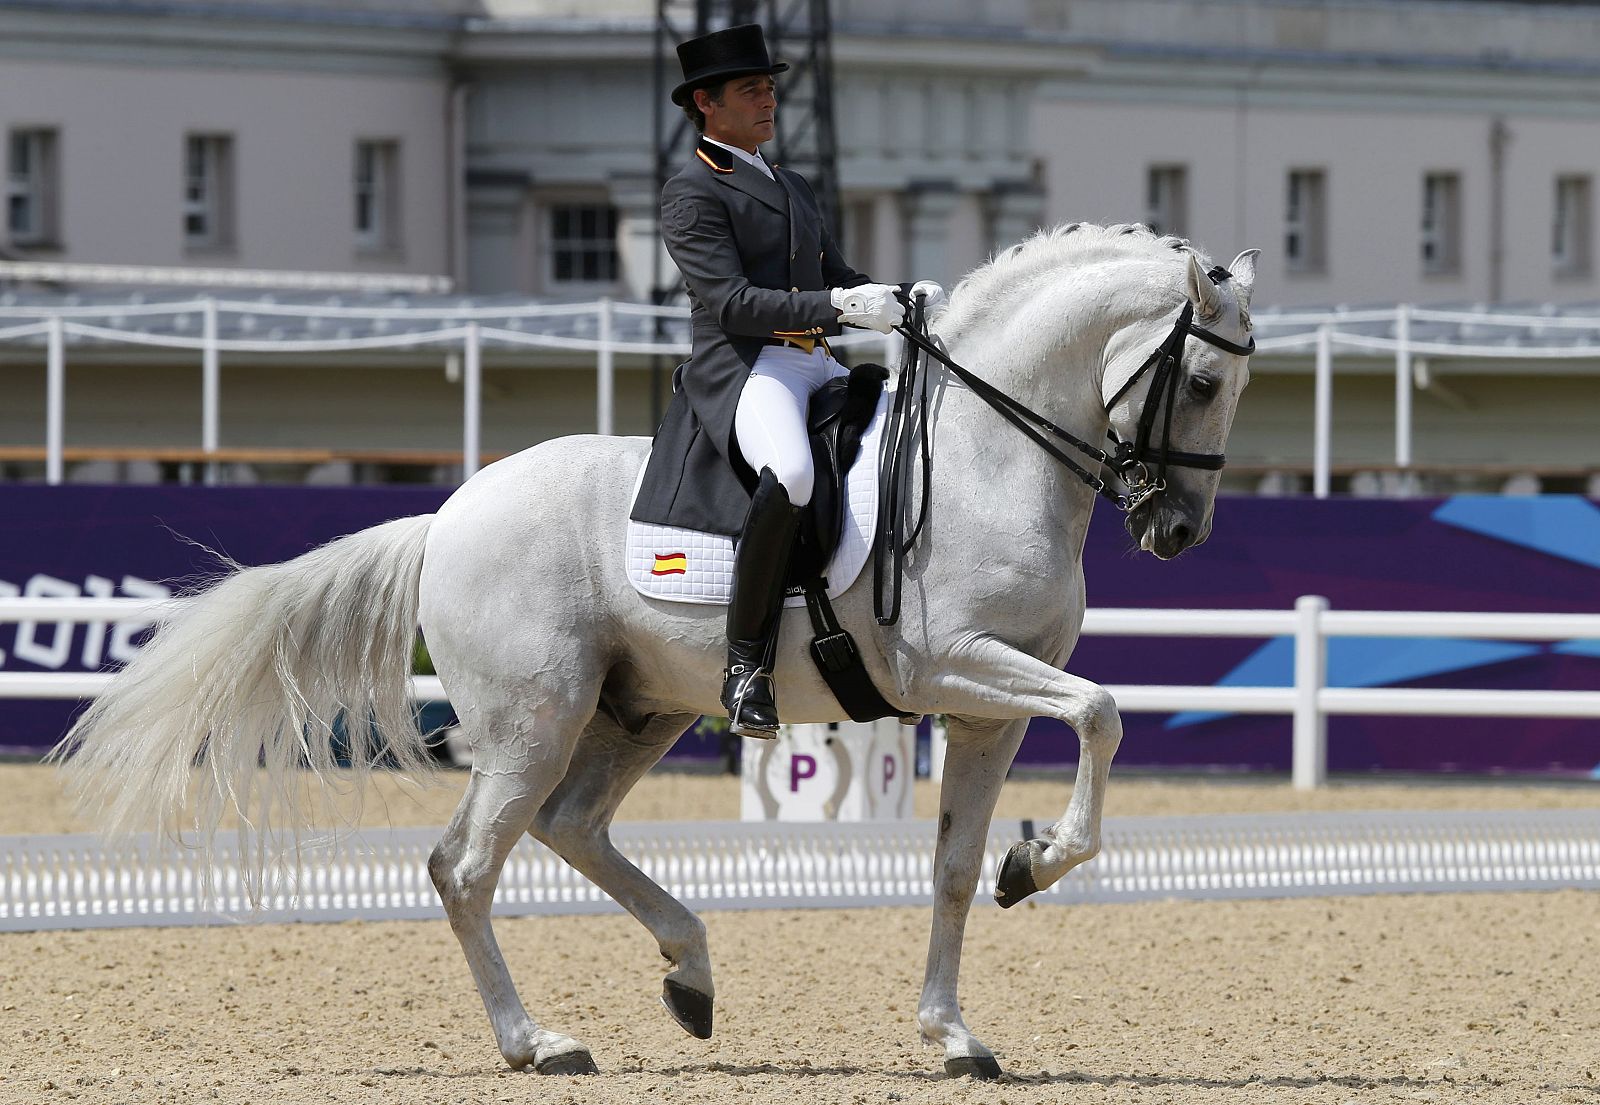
left=1170, top=524, right=1192, bottom=549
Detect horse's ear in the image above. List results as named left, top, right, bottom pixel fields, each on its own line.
left=1185, top=253, right=1224, bottom=322
left=1229, top=249, right=1261, bottom=309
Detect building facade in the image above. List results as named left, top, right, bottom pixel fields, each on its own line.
left=4, top=0, right=1600, bottom=490
left=1, top=1, right=457, bottom=278
left=10, top=0, right=1600, bottom=305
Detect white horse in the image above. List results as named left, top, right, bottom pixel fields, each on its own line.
left=56, top=224, right=1257, bottom=1080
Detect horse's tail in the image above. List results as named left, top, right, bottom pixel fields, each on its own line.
left=51, top=514, right=437, bottom=902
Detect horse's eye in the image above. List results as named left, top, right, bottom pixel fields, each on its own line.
left=1189, top=375, right=1217, bottom=399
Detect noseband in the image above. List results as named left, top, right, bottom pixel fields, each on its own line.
left=875, top=280, right=1253, bottom=624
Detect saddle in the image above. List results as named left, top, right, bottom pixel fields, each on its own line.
left=625, top=360, right=912, bottom=724
left=783, top=362, right=890, bottom=588
left=784, top=361, right=912, bottom=724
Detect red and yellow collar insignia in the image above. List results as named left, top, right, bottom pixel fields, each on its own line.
left=694, top=141, right=736, bottom=174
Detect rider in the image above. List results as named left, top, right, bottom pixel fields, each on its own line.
left=631, top=23, right=945, bottom=738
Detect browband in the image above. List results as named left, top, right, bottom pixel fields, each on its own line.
left=1189, top=322, right=1255, bottom=357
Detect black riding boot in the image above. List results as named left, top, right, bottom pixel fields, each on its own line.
left=722, top=469, right=802, bottom=738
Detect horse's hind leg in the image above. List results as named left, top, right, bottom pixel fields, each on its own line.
left=530, top=708, right=716, bottom=1038
left=918, top=716, right=1027, bottom=1081
left=428, top=702, right=597, bottom=1076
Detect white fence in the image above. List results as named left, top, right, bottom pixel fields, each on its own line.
left=4, top=596, right=1598, bottom=788
left=0, top=297, right=896, bottom=485
left=4, top=809, right=1597, bottom=931
left=5, top=296, right=1600, bottom=491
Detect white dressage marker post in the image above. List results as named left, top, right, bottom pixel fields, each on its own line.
left=740, top=720, right=914, bottom=821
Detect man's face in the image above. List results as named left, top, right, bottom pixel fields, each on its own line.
left=697, top=75, right=777, bottom=152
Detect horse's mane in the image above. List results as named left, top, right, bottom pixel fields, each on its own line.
left=939, top=222, right=1218, bottom=340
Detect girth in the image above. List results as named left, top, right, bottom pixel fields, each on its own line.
left=783, top=360, right=916, bottom=724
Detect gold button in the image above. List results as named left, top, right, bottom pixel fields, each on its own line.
left=790, top=251, right=797, bottom=260
left=791, top=286, right=798, bottom=292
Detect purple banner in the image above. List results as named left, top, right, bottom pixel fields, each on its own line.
left=3, top=486, right=1597, bottom=775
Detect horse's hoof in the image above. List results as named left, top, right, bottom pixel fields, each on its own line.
left=535, top=1049, right=599, bottom=1076
left=994, top=839, right=1041, bottom=909
left=945, top=1054, right=1003, bottom=1080
left=661, top=978, right=714, bottom=1039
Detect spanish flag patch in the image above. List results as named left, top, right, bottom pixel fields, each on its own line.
left=651, top=552, right=688, bottom=576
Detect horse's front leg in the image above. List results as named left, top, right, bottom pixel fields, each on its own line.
left=918, top=716, right=1027, bottom=1080
left=929, top=636, right=1124, bottom=907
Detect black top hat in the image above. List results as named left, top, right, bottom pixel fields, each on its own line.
left=672, top=24, right=788, bottom=107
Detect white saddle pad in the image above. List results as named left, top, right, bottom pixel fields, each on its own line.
left=626, top=390, right=888, bottom=607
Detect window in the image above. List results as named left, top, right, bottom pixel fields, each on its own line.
left=355, top=140, right=401, bottom=251
left=6, top=128, right=59, bottom=246
left=1285, top=169, right=1327, bottom=275
left=548, top=203, right=618, bottom=284
left=1421, top=172, right=1461, bottom=275
left=1553, top=174, right=1591, bottom=278
left=1145, top=165, right=1187, bottom=237
left=184, top=134, right=234, bottom=251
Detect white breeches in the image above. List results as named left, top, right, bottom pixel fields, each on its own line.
left=734, top=344, right=850, bottom=507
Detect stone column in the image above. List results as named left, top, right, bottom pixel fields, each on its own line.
left=610, top=171, right=667, bottom=302
left=464, top=169, right=531, bottom=295
left=902, top=181, right=960, bottom=286
left=987, top=181, right=1046, bottom=253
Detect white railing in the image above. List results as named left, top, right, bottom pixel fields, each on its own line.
left=0, top=259, right=453, bottom=293
left=4, top=809, right=1598, bottom=931
left=1251, top=302, right=1600, bottom=497
left=0, top=297, right=899, bottom=485
left=4, top=596, right=1598, bottom=788
left=4, top=297, right=1600, bottom=490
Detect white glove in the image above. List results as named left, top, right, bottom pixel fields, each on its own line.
left=909, top=280, right=947, bottom=318
left=831, top=283, right=905, bottom=334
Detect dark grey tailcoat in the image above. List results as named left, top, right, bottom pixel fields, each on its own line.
left=629, top=138, right=872, bottom=536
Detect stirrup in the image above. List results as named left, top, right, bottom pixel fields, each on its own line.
left=725, top=663, right=779, bottom=739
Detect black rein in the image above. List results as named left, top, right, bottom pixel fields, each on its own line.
left=872, top=286, right=1254, bottom=625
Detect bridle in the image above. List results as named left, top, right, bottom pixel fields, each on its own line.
left=873, top=271, right=1253, bottom=625
left=895, top=268, right=1254, bottom=512
left=1102, top=276, right=1257, bottom=509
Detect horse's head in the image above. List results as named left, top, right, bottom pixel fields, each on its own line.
left=1105, top=248, right=1258, bottom=560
